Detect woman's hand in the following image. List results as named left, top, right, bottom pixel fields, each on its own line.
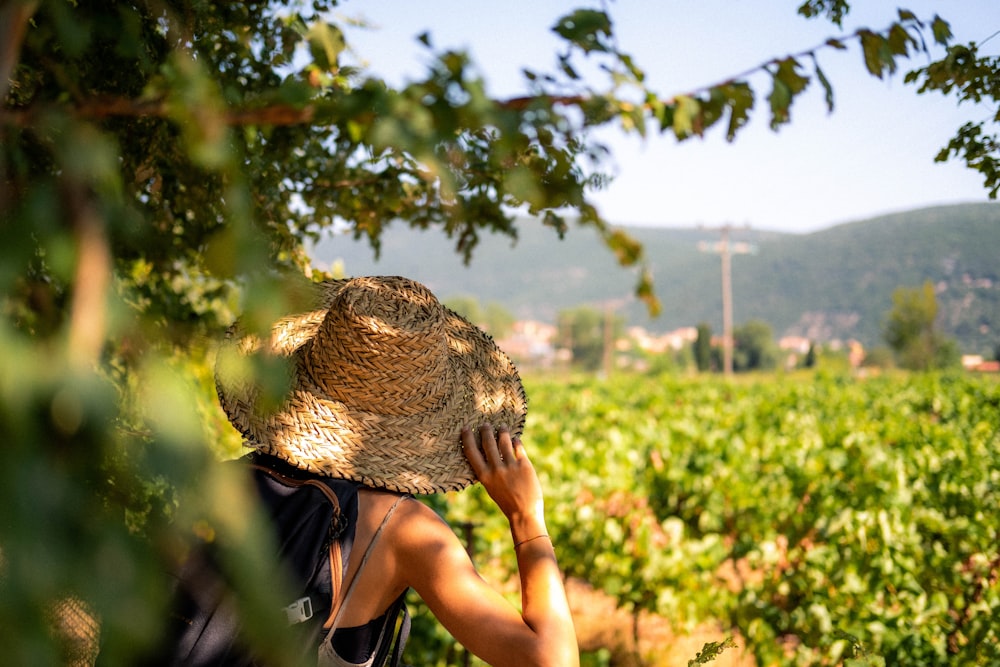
left=462, top=423, right=546, bottom=535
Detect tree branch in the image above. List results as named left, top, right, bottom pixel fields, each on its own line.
left=0, top=15, right=939, bottom=143
left=1, top=97, right=322, bottom=127
left=64, top=181, right=110, bottom=369
left=0, top=1, right=39, bottom=104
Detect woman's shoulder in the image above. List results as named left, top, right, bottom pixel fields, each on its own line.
left=358, top=489, right=456, bottom=545
left=357, top=488, right=429, bottom=511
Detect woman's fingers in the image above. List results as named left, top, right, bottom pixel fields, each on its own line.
left=479, top=423, right=503, bottom=468
left=511, top=435, right=528, bottom=462
left=496, top=424, right=516, bottom=463
left=462, top=425, right=487, bottom=474
left=463, top=423, right=517, bottom=478
left=462, top=423, right=501, bottom=474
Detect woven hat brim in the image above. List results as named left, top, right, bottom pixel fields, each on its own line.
left=215, top=279, right=527, bottom=494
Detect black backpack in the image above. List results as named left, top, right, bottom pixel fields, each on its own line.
left=156, top=453, right=409, bottom=666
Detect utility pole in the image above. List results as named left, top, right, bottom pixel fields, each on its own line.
left=602, top=301, right=614, bottom=378
left=698, top=224, right=754, bottom=376
left=597, top=297, right=629, bottom=379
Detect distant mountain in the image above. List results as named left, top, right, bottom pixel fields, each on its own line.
left=312, top=202, right=1000, bottom=355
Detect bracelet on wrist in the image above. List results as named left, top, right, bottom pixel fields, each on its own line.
left=514, top=534, right=550, bottom=549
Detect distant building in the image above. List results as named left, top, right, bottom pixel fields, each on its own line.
left=627, top=326, right=697, bottom=354
left=847, top=340, right=865, bottom=368
left=962, top=355, right=1000, bottom=373
left=495, top=320, right=557, bottom=367
left=778, top=336, right=812, bottom=355
left=778, top=336, right=865, bottom=368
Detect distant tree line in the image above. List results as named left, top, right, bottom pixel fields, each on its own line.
left=460, top=280, right=966, bottom=374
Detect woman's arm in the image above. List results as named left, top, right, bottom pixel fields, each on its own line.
left=464, top=423, right=578, bottom=666
left=393, top=424, right=578, bottom=667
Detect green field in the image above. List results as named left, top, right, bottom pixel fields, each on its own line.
left=439, top=370, right=1000, bottom=666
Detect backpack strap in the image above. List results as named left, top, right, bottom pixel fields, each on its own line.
left=250, top=462, right=352, bottom=627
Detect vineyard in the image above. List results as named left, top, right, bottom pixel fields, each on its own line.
left=435, top=371, right=1000, bottom=666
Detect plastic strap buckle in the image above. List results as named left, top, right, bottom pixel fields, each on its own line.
left=284, top=596, right=314, bottom=624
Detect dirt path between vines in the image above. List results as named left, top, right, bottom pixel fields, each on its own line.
left=566, top=578, right=756, bottom=667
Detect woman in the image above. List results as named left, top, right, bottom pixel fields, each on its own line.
left=212, top=275, right=579, bottom=667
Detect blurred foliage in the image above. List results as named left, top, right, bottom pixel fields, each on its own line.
left=1, top=0, right=998, bottom=664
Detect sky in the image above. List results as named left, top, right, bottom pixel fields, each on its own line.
left=335, top=1, right=1000, bottom=233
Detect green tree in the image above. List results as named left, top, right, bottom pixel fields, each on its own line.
left=443, top=295, right=484, bottom=324
left=2, top=1, right=998, bottom=663
left=556, top=306, right=619, bottom=372
left=444, top=296, right=514, bottom=338
left=883, top=281, right=959, bottom=370
left=803, top=342, right=818, bottom=369
left=732, top=319, right=778, bottom=371
left=862, top=345, right=897, bottom=369
left=483, top=302, right=515, bottom=340
left=694, top=322, right=713, bottom=372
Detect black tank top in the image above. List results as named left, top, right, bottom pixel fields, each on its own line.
left=329, top=607, right=390, bottom=663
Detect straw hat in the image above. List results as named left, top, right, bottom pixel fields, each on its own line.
left=215, top=276, right=527, bottom=494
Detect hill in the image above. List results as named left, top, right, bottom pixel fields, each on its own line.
left=312, top=202, right=1000, bottom=355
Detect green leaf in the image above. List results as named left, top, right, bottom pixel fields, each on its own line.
left=775, top=57, right=809, bottom=95
left=307, top=21, right=345, bottom=71
left=163, top=51, right=232, bottom=169
left=551, top=9, right=613, bottom=54
left=688, top=637, right=736, bottom=666
left=619, top=53, right=645, bottom=83
left=620, top=103, right=646, bottom=136
left=276, top=78, right=314, bottom=106
left=723, top=82, right=754, bottom=141
left=931, top=16, right=953, bottom=45
left=859, top=30, right=888, bottom=78
left=766, top=59, right=809, bottom=129
left=579, top=95, right=618, bottom=125
left=57, top=121, right=123, bottom=199
left=700, top=89, right=726, bottom=133
left=813, top=59, right=835, bottom=113
left=878, top=37, right=899, bottom=75
left=636, top=267, right=661, bottom=318
left=503, top=166, right=543, bottom=207
left=558, top=54, right=580, bottom=81
left=605, top=228, right=643, bottom=266
left=796, top=0, right=850, bottom=26
left=887, top=24, right=914, bottom=56
left=673, top=95, right=699, bottom=139
left=768, top=75, right=792, bottom=128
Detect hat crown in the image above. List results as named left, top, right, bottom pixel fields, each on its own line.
left=303, top=276, right=454, bottom=415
